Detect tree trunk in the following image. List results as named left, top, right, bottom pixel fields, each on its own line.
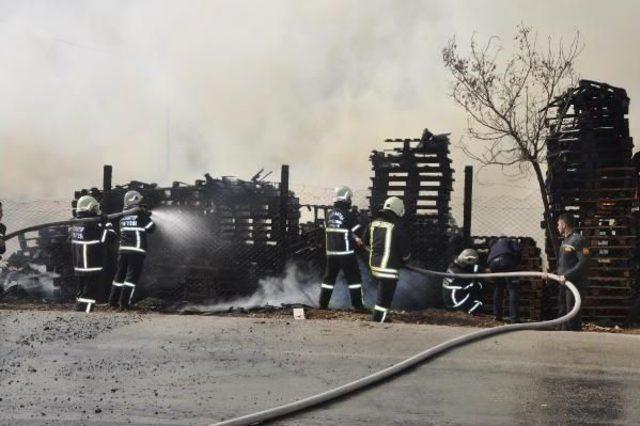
left=531, top=161, right=559, bottom=260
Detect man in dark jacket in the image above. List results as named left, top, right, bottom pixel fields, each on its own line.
left=442, top=249, right=483, bottom=314
left=108, top=190, right=155, bottom=310
left=487, top=236, right=521, bottom=323
left=70, top=195, right=117, bottom=312
left=363, top=196, right=411, bottom=322
left=556, top=213, right=589, bottom=331
left=319, top=186, right=365, bottom=310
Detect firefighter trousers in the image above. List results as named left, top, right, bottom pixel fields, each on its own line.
left=109, top=252, right=146, bottom=309
left=319, top=254, right=364, bottom=309
left=372, top=278, right=397, bottom=322
left=75, top=273, right=100, bottom=313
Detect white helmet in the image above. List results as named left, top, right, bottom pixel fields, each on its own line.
left=333, top=186, right=353, bottom=204
left=382, top=196, right=405, bottom=217
left=456, top=249, right=479, bottom=267
left=76, top=195, right=100, bottom=215
left=123, top=190, right=143, bottom=209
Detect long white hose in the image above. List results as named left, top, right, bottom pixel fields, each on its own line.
left=3, top=207, right=143, bottom=241
left=211, top=268, right=579, bottom=426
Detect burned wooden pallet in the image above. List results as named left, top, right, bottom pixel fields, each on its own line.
left=369, top=128, right=454, bottom=270
left=544, top=79, right=638, bottom=324
left=70, top=167, right=304, bottom=303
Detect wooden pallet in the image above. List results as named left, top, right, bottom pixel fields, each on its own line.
left=370, top=129, right=454, bottom=270
left=544, top=80, right=638, bottom=323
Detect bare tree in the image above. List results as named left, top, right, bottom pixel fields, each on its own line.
left=442, top=24, right=583, bottom=253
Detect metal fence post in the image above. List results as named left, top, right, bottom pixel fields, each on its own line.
left=463, top=165, right=473, bottom=244
left=279, top=165, right=289, bottom=273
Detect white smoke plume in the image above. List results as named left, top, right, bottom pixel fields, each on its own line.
left=2, top=1, right=639, bottom=202
left=1, top=263, right=59, bottom=298
left=181, top=259, right=444, bottom=314
left=182, top=263, right=321, bottom=313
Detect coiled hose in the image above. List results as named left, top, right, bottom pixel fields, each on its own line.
left=212, top=268, right=579, bottom=426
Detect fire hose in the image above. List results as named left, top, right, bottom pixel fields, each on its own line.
left=212, top=268, right=580, bottom=426
left=2, top=207, right=143, bottom=242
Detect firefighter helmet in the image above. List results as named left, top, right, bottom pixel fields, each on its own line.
left=456, top=248, right=479, bottom=266
left=76, top=195, right=100, bottom=215
left=123, top=190, right=143, bottom=209
left=333, top=186, right=353, bottom=204
left=382, top=196, right=405, bottom=218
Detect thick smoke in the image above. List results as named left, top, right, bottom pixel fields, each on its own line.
left=182, top=258, right=443, bottom=314
left=3, top=1, right=638, bottom=201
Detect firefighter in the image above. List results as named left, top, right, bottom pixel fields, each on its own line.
left=442, top=249, right=483, bottom=315
left=363, top=196, right=411, bottom=322
left=319, top=186, right=365, bottom=310
left=555, top=213, right=589, bottom=331
left=70, top=196, right=117, bottom=313
left=108, top=191, right=155, bottom=310
left=0, top=201, right=6, bottom=259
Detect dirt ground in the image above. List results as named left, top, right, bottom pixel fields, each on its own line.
left=1, top=299, right=638, bottom=334
left=1, top=306, right=640, bottom=425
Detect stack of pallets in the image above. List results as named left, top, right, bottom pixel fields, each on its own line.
left=73, top=170, right=301, bottom=303
left=369, top=128, right=454, bottom=271
left=545, top=79, right=637, bottom=323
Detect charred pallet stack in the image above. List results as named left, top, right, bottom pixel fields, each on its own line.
left=1, top=226, right=75, bottom=299
left=369, top=129, right=454, bottom=271
left=72, top=167, right=301, bottom=303
left=471, top=236, right=544, bottom=320
left=545, top=80, right=637, bottom=323
left=289, top=204, right=331, bottom=270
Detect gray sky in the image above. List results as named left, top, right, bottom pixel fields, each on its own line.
left=0, top=0, right=638, bottom=201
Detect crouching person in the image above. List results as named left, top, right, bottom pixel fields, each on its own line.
left=70, top=196, right=116, bottom=313
left=109, top=191, right=155, bottom=310
left=364, top=196, right=410, bottom=323
left=442, top=249, right=483, bottom=315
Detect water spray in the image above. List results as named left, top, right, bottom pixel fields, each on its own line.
left=211, top=268, right=579, bottom=426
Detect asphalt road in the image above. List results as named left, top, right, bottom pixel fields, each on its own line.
left=1, top=310, right=639, bottom=425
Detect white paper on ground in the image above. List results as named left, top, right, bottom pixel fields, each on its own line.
left=293, top=308, right=305, bottom=320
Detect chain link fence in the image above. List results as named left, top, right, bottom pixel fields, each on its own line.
left=451, top=195, right=546, bottom=253
left=0, top=187, right=547, bottom=307
left=291, top=185, right=545, bottom=251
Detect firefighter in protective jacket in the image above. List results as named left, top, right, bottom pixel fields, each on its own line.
left=363, top=196, right=411, bottom=322
left=319, top=186, right=365, bottom=310
left=442, top=249, right=483, bottom=315
left=108, top=190, right=155, bottom=310
left=70, top=195, right=117, bottom=312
